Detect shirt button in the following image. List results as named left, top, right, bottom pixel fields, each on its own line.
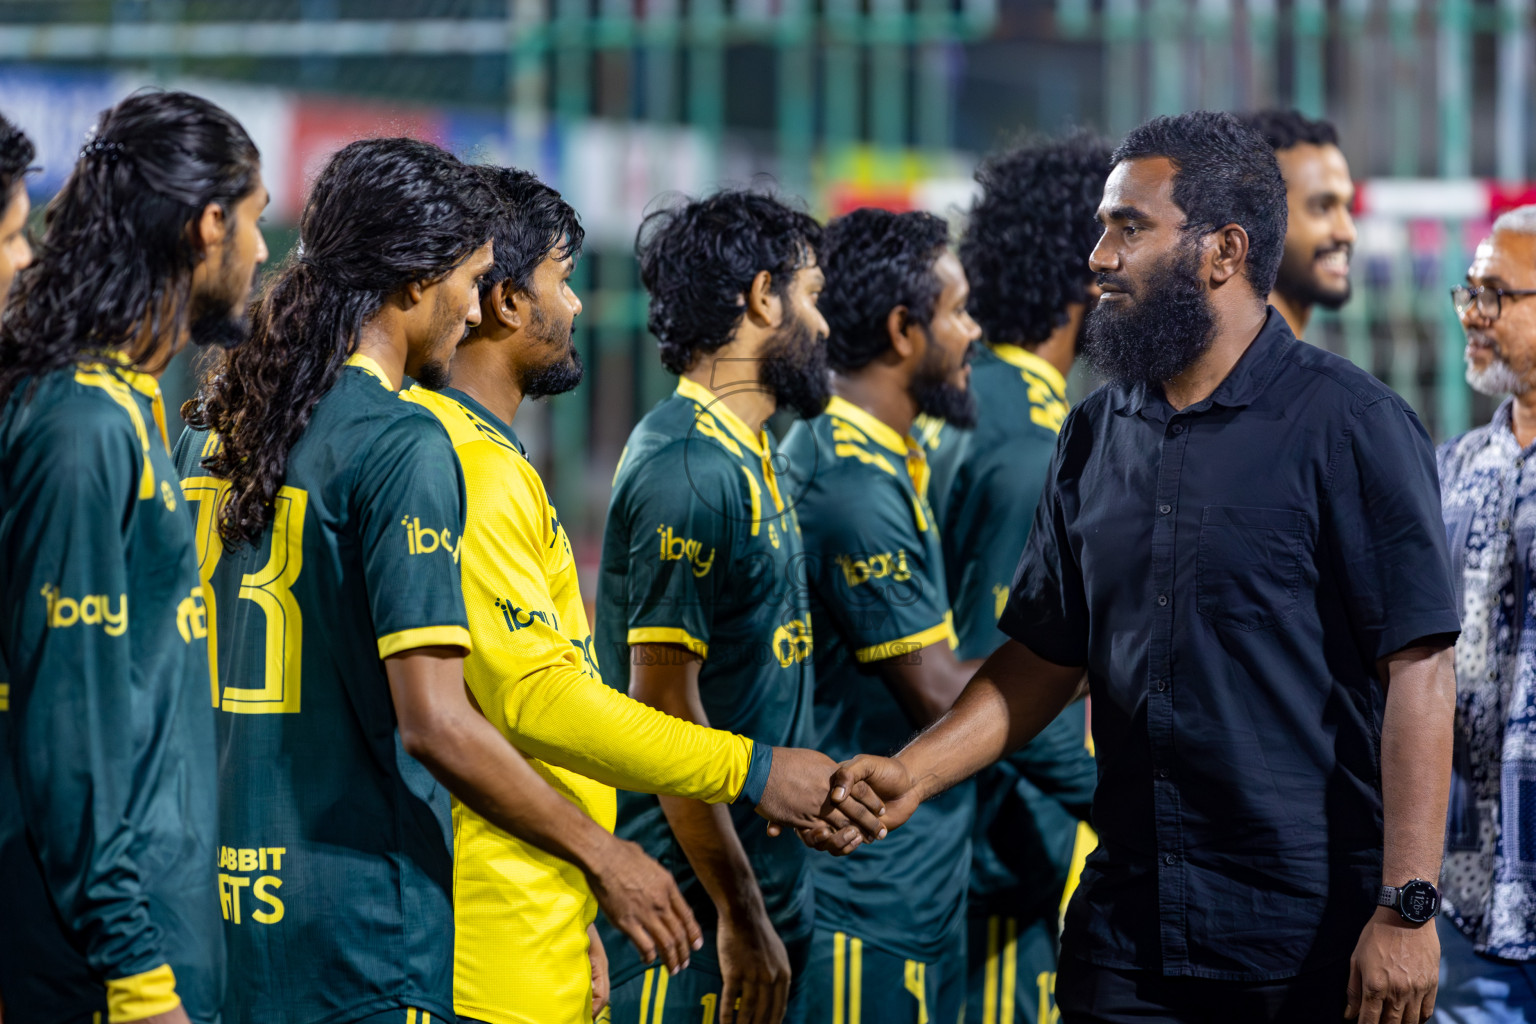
left=1501, top=518, right=1512, bottom=531
left=1155, top=768, right=1170, bottom=779
left=1156, top=678, right=1169, bottom=692
left=1164, top=854, right=1177, bottom=865
left=1517, top=458, right=1525, bottom=469
left=1159, top=504, right=1172, bottom=515
left=1156, top=594, right=1169, bottom=607
left=1171, top=424, right=1185, bottom=435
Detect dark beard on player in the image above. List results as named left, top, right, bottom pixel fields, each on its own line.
left=520, top=305, right=585, bottom=399
left=188, top=265, right=253, bottom=349
left=759, top=312, right=831, bottom=420
left=413, top=359, right=451, bottom=390
left=910, top=337, right=976, bottom=428
left=1082, top=238, right=1217, bottom=388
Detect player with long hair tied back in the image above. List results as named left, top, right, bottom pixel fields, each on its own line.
left=185, top=136, right=497, bottom=547
left=0, top=90, right=262, bottom=404
left=0, top=89, right=270, bottom=1024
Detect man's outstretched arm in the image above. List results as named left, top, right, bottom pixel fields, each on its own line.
left=828, top=639, right=1084, bottom=832
left=386, top=647, right=703, bottom=975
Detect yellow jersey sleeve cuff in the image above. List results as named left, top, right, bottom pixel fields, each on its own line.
left=627, top=627, right=708, bottom=659
left=853, top=612, right=958, bottom=664
left=106, top=963, right=180, bottom=1023
left=378, top=625, right=473, bottom=659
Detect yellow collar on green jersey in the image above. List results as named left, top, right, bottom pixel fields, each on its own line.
left=83, top=349, right=169, bottom=450
left=825, top=394, right=911, bottom=456
left=675, top=375, right=769, bottom=458
left=825, top=394, right=931, bottom=502
left=989, top=343, right=1067, bottom=400
left=345, top=352, right=394, bottom=390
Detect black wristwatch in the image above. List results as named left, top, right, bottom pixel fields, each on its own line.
left=1377, top=879, right=1440, bottom=925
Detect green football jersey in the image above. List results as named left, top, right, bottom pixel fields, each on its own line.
left=596, top=376, right=816, bottom=987
left=920, top=343, right=1096, bottom=917
left=0, top=357, right=223, bottom=1024
left=172, top=353, right=472, bottom=1024
left=780, top=395, right=972, bottom=962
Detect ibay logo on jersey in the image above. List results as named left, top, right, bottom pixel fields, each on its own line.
left=401, top=516, right=461, bottom=563
left=39, top=584, right=127, bottom=636
left=835, top=550, right=913, bottom=588
left=657, top=524, right=715, bottom=577
left=176, top=586, right=209, bottom=644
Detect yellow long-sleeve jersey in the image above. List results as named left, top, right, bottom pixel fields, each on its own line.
left=403, top=386, right=756, bottom=1024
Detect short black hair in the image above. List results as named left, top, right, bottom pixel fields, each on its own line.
left=960, top=130, right=1111, bottom=348
left=0, top=111, right=34, bottom=199
left=636, top=188, right=821, bottom=375
left=818, top=207, right=951, bottom=373
left=1237, top=109, right=1340, bottom=152
left=1112, top=111, right=1288, bottom=296
left=471, top=165, right=584, bottom=294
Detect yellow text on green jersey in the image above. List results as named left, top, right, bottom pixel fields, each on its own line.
left=217, top=844, right=287, bottom=925
left=656, top=524, right=716, bottom=577
left=38, top=584, right=128, bottom=636
left=401, top=516, right=462, bottom=563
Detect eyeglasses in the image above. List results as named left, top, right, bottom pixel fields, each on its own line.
left=1451, top=284, right=1536, bottom=321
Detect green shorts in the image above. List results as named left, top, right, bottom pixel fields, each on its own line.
left=801, top=925, right=965, bottom=1024
left=603, top=930, right=812, bottom=1024
left=966, top=911, right=1062, bottom=1024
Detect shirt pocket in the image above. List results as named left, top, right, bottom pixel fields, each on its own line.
left=1196, top=505, right=1310, bottom=631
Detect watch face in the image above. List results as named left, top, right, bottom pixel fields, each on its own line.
left=1400, top=880, right=1440, bottom=924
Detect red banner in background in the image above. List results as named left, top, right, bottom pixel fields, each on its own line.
left=287, top=98, right=446, bottom=219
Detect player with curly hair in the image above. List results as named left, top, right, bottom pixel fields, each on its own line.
left=1237, top=109, right=1355, bottom=339
left=915, top=130, right=1110, bottom=1024
left=596, top=188, right=841, bottom=1024
left=0, top=110, right=35, bottom=306
left=782, top=206, right=983, bottom=1024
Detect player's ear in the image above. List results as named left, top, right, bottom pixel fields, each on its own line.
left=192, top=201, right=228, bottom=262
left=744, top=269, right=781, bottom=328
left=402, top=280, right=427, bottom=307
left=491, top=281, right=522, bottom=330
left=886, top=305, right=919, bottom=359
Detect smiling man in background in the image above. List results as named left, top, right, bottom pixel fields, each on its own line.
left=1239, top=109, right=1356, bottom=340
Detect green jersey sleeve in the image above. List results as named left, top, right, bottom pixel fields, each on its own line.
left=354, top=412, right=472, bottom=657
left=4, top=402, right=168, bottom=982
left=811, top=470, right=952, bottom=663
left=614, top=443, right=736, bottom=658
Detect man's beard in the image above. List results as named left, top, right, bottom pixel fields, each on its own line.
left=414, top=358, right=452, bottom=390
left=1274, top=244, right=1352, bottom=312
left=910, top=336, right=976, bottom=428
left=759, top=312, right=831, bottom=420
left=189, top=259, right=256, bottom=349
left=1082, top=238, right=1218, bottom=388
left=520, top=304, right=585, bottom=399
left=1466, top=353, right=1529, bottom=397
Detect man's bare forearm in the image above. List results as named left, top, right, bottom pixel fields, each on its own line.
left=897, top=639, right=1084, bottom=802
left=1378, top=643, right=1456, bottom=886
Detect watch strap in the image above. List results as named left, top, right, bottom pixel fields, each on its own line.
left=1376, top=884, right=1399, bottom=910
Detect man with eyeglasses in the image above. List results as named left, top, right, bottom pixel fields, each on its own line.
left=1437, top=205, right=1536, bottom=1023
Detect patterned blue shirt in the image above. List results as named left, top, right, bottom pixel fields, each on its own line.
left=1440, top=397, right=1536, bottom=960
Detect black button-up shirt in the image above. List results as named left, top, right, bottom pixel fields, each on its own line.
left=1000, top=311, right=1461, bottom=981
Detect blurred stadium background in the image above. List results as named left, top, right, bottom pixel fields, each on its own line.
left=0, top=0, right=1530, bottom=553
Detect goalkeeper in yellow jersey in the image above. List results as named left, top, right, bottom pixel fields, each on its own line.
left=402, top=167, right=884, bottom=1024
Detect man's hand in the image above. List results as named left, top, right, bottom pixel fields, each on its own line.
left=588, top=924, right=610, bottom=1017
left=756, top=747, right=887, bottom=846
left=830, top=755, right=921, bottom=830
left=585, top=835, right=702, bottom=976
left=1344, top=908, right=1439, bottom=1024
left=717, top=905, right=791, bottom=1024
